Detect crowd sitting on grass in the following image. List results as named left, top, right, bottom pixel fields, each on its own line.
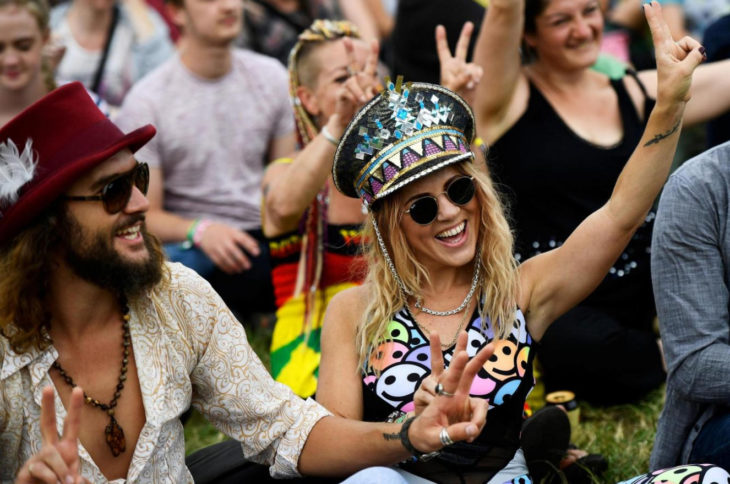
left=1, top=0, right=730, bottom=482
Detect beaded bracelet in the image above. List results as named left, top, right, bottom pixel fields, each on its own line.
left=399, top=417, right=441, bottom=462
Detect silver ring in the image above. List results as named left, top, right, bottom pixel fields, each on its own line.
left=439, top=427, right=455, bottom=447
left=434, top=382, right=455, bottom=397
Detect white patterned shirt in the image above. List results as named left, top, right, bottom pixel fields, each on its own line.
left=0, top=263, right=330, bottom=483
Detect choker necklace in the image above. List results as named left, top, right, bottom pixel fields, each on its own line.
left=406, top=299, right=472, bottom=349
left=52, top=299, right=130, bottom=457
left=414, top=260, right=481, bottom=317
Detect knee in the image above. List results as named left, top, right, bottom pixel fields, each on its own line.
left=341, top=467, right=408, bottom=484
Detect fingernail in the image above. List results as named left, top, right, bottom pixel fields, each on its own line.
left=466, top=424, right=478, bottom=436
left=66, top=476, right=74, bottom=484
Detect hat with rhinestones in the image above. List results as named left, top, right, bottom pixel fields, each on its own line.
left=332, top=79, right=475, bottom=205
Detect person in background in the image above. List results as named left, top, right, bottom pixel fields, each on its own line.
left=50, top=0, right=174, bottom=108
left=472, top=0, right=730, bottom=404
left=116, top=0, right=296, bottom=321
left=0, top=0, right=107, bottom=126
left=262, top=20, right=377, bottom=398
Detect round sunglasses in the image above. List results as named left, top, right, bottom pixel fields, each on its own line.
left=64, top=162, right=150, bottom=214
left=404, top=175, right=476, bottom=225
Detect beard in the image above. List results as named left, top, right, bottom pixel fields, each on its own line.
left=58, top=210, right=164, bottom=298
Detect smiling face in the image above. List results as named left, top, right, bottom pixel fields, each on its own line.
left=0, top=4, right=47, bottom=93
left=525, top=0, right=603, bottom=70
left=61, top=150, right=163, bottom=294
left=395, top=165, right=480, bottom=272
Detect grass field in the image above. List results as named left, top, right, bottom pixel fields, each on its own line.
left=183, top=324, right=664, bottom=483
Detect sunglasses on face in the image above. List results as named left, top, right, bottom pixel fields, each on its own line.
left=64, top=162, right=150, bottom=214
left=404, top=175, right=476, bottom=225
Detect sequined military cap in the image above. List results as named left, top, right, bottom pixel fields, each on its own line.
left=333, top=79, right=476, bottom=205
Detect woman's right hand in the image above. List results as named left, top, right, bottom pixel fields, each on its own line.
left=15, top=386, right=88, bottom=484
left=413, top=331, right=469, bottom=416
left=330, top=37, right=381, bottom=135
left=646, top=1, right=705, bottom=107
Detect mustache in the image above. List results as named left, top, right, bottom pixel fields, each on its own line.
left=113, top=214, right=146, bottom=232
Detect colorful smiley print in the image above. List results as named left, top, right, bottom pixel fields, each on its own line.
left=483, top=339, right=519, bottom=381
left=375, top=362, right=429, bottom=409
left=368, top=341, right=410, bottom=372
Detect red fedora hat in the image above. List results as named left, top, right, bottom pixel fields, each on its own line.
left=0, top=82, right=156, bottom=244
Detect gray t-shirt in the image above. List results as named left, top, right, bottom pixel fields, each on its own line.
left=116, top=50, right=294, bottom=230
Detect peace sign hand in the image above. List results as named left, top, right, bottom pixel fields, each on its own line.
left=645, top=1, right=705, bottom=106
left=436, top=22, right=483, bottom=105
left=406, top=334, right=494, bottom=453
left=15, top=386, right=88, bottom=484
left=331, top=37, right=382, bottom=133
left=413, top=331, right=468, bottom=417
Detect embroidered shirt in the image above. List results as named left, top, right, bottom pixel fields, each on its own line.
left=0, top=263, right=330, bottom=483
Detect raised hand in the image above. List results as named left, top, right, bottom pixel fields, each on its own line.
left=15, top=386, right=87, bottom=484
left=645, top=1, right=705, bottom=105
left=332, top=37, right=381, bottom=130
left=406, top=338, right=494, bottom=453
left=436, top=22, right=483, bottom=105
left=413, top=331, right=467, bottom=417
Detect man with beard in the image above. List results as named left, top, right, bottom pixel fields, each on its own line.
left=0, top=83, right=492, bottom=484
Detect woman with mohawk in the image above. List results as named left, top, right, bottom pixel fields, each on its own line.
left=261, top=19, right=379, bottom=398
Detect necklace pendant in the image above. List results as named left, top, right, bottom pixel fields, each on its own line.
left=105, top=416, right=126, bottom=457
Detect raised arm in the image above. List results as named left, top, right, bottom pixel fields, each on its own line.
left=262, top=39, right=380, bottom=237
left=471, top=0, right=528, bottom=143
left=519, top=2, right=706, bottom=340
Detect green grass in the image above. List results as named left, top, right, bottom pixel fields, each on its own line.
left=184, top=324, right=665, bottom=482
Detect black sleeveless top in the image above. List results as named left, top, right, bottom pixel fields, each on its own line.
left=361, top=307, right=535, bottom=479
left=488, top=74, right=656, bottom=314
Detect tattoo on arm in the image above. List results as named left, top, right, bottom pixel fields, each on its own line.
left=383, top=432, right=400, bottom=441
left=643, top=120, right=681, bottom=147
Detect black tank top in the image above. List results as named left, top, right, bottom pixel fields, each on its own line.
left=488, top=74, right=656, bottom=316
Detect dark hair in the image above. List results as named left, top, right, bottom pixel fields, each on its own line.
left=0, top=205, right=60, bottom=354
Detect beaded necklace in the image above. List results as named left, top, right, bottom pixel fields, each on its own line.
left=52, top=299, right=131, bottom=457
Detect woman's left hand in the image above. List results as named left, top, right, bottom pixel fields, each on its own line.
left=646, top=1, right=705, bottom=106
left=407, top=335, right=493, bottom=452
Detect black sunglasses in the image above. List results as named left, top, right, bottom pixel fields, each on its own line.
left=404, top=175, right=476, bottom=225
left=64, top=162, right=150, bottom=214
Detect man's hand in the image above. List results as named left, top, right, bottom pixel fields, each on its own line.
left=436, top=22, right=483, bottom=106
left=15, top=386, right=88, bottom=484
left=197, top=222, right=261, bottom=274
left=407, top=335, right=494, bottom=453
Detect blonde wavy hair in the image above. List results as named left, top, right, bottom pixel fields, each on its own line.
left=355, top=160, right=519, bottom=371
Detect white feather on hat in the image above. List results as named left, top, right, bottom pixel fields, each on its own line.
left=0, top=139, right=37, bottom=210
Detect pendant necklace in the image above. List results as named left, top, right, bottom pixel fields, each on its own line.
left=52, top=298, right=130, bottom=457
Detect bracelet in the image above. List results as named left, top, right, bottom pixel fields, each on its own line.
left=320, top=125, right=340, bottom=147
left=192, top=220, right=212, bottom=248
left=399, top=417, right=441, bottom=462
left=182, top=218, right=201, bottom=249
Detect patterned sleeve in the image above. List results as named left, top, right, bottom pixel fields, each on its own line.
left=169, top=264, right=331, bottom=477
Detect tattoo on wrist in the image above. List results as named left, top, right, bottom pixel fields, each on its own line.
left=383, top=432, right=400, bottom=441
left=644, top=119, right=681, bottom=147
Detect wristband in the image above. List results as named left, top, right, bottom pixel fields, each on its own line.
left=193, top=220, right=212, bottom=248
left=399, top=417, right=441, bottom=462
left=320, top=125, right=340, bottom=147
left=182, top=219, right=201, bottom=249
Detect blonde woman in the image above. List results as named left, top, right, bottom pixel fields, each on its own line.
left=316, top=4, right=719, bottom=483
